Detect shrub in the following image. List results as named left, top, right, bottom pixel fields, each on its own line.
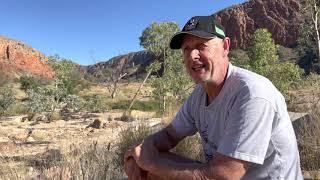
left=0, top=86, right=15, bottom=115
left=48, top=55, right=90, bottom=95
left=83, top=95, right=106, bottom=113
left=229, top=49, right=251, bottom=69
left=111, top=100, right=160, bottom=112
left=64, top=95, right=84, bottom=112
left=26, top=80, right=69, bottom=122
left=119, top=113, right=135, bottom=122
left=5, top=102, right=27, bottom=115
left=247, top=28, right=302, bottom=93
left=19, top=75, right=41, bottom=92
left=115, top=124, right=152, bottom=169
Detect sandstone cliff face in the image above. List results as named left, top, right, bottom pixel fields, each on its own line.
left=0, top=36, right=55, bottom=78
left=83, top=51, right=155, bottom=81
left=214, top=0, right=302, bottom=49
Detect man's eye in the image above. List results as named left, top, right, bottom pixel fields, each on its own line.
left=198, top=44, right=206, bottom=50
left=183, top=48, right=190, bottom=54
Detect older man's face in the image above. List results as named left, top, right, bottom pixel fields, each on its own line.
left=181, top=35, right=228, bottom=86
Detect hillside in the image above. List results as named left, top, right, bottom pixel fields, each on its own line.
left=214, top=0, right=301, bottom=49
left=0, top=36, right=55, bottom=79
left=82, top=50, right=156, bottom=81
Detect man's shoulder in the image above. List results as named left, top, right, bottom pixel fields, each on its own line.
left=228, top=65, right=280, bottom=100
left=231, top=65, right=270, bottom=86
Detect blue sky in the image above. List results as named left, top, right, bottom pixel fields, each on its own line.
left=1, top=0, right=247, bottom=65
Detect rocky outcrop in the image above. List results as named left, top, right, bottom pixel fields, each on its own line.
left=213, top=0, right=302, bottom=49
left=82, top=51, right=155, bottom=81
left=0, top=36, right=55, bottom=78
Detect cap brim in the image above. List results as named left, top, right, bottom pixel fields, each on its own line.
left=169, top=30, right=216, bottom=49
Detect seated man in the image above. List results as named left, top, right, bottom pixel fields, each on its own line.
left=124, top=15, right=303, bottom=180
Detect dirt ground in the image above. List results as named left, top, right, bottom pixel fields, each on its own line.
left=0, top=110, right=160, bottom=160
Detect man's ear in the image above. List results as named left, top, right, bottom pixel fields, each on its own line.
left=222, top=37, right=230, bottom=57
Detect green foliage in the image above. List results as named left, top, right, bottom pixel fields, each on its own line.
left=5, top=102, right=27, bottom=115
left=140, top=22, right=180, bottom=56
left=111, top=100, right=159, bottom=112
left=248, top=29, right=302, bottom=93
left=0, top=86, right=15, bottom=115
left=26, top=78, right=86, bottom=121
left=83, top=95, right=106, bottom=113
left=19, top=75, right=41, bottom=92
left=248, top=29, right=278, bottom=72
left=26, top=80, right=66, bottom=117
left=48, top=55, right=89, bottom=94
left=266, top=62, right=302, bottom=93
left=291, top=73, right=320, bottom=90
left=140, top=22, right=192, bottom=114
left=229, top=49, right=251, bottom=69
left=64, top=95, right=84, bottom=113
left=277, top=45, right=299, bottom=63
left=296, top=0, right=320, bottom=74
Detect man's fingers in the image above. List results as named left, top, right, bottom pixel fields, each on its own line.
left=126, top=157, right=146, bottom=180
left=124, top=148, right=134, bottom=163
left=131, top=165, right=142, bottom=180
left=124, top=157, right=136, bottom=177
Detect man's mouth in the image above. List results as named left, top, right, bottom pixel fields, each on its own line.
left=192, top=64, right=206, bottom=72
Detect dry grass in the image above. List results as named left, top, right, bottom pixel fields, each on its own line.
left=286, top=75, right=320, bottom=171
left=115, top=123, right=152, bottom=168
left=0, top=141, right=125, bottom=180
left=297, top=107, right=320, bottom=171
left=172, top=134, right=204, bottom=162
left=0, top=160, right=31, bottom=180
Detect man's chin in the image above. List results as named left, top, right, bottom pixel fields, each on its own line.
left=193, top=78, right=208, bottom=86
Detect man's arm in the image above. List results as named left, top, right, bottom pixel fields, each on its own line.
left=127, top=125, right=250, bottom=180
left=124, top=124, right=187, bottom=178
left=151, top=124, right=185, bottom=151
left=146, top=152, right=250, bottom=180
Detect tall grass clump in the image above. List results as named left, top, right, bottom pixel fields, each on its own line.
left=172, top=134, right=204, bottom=162
left=115, top=124, right=152, bottom=169
left=0, top=156, right=31, bottom=180
left=0, top=142, right=124, bottom=180
left=297, top=106, right=320, bottom=171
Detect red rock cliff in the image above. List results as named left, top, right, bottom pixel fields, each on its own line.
left=213, top=0, right=302, bottom=49
left=0, top=36, right=55, bottom=78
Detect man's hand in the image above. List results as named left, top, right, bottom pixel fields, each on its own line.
left=124, top=157, right=147, bottom=180
left=125, top=138, right=159, bottom=172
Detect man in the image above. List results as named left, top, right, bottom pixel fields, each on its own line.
left=124, top=15, right=303, bottom=179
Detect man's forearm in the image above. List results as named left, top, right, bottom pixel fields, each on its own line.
left=148, top=155, right=209, bottom=180
left=141, top=126, right=209, bottom=179
left=148, top=125, right=182, bottom=152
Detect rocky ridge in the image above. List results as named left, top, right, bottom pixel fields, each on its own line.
left=214, top=0, right=301, bottom=49
left=0, top=36, right=55, bottom=78
left=82, top=50, right=155, bottom=81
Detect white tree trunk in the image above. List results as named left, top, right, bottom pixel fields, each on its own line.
left=127, top=70, right=152, bottom=111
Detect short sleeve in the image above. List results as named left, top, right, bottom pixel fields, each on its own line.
left=217, top=96, right=275, bottom=165
left=170, top=95, right=198, bottom=137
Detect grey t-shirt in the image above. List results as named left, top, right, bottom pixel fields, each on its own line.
left=171, top=63, right=303, bottom=179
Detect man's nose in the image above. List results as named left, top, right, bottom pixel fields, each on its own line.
left=189, top=49, right=200, bottom=61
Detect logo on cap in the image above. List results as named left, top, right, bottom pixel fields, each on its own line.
left=184, top=18, right=198, bottom=31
